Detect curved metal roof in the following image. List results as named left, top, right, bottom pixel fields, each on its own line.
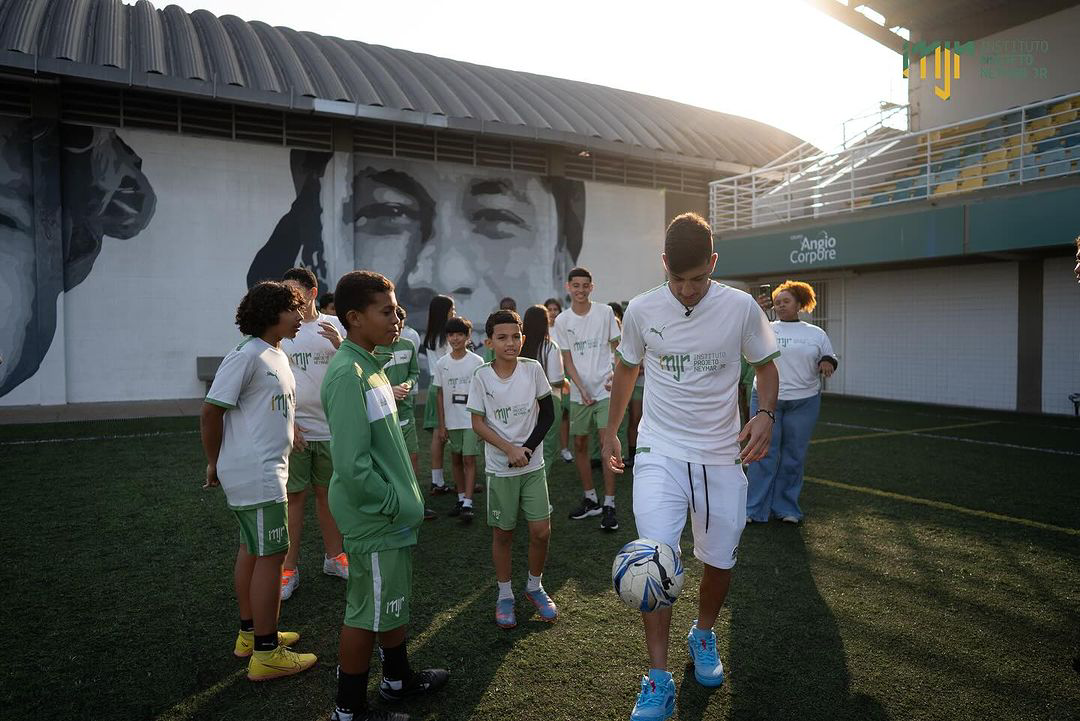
left=0, top=0, right=806, bottom=169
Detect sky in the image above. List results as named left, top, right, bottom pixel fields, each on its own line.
left=159, top=0, right=907, bottom=153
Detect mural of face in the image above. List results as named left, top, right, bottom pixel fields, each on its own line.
left=352, top=159, right=582, bottom=332
left=0, top=125, right=35, bottom=389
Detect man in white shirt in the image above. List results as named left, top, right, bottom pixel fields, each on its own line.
left=553, top=268, right=622, bottom=531
left=280, top=268, right=348, bottom=600
left=601, top=213, right=779, bottom=721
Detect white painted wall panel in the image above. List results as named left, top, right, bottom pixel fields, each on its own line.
left=1041, top=256, right=1080, bottom=415
left=578, top=183, right=666, bottom=304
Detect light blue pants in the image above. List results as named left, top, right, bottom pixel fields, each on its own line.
left=746, top=391, right=821, bottom=522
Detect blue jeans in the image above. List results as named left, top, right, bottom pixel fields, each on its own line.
left=746, top=391, right=821, bottom=521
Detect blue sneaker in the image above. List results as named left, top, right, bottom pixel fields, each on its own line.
left=495, top=598, right=516, bottom=629
left=524, top=587, right=558, bottom=622
left=630, top=671, right=675, bottom=721
left=686, top=622, right=725, bottom=687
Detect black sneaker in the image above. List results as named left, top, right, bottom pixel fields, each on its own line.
left=379, top=668, right=450, bottom=702
left=448, top=501, right=462, bottom=517
left=423, top=507, right=437, bottom=521
left=568, top=496, right=602, bottom=520
left=330, top=708, right=410, bottom=721
left=601, top=505, right=619, bottom=531
left=430, top=484, right=452, bottom=496
left=460, top=504, right=474, bottom=523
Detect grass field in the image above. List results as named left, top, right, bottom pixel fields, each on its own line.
left=2, top=396, right=1078, bottom=721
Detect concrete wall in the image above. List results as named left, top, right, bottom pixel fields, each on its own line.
left=909, top=5, right=1080, bottom=131
left=1, top=123, right=668, bottom=407
left=1042, top=254, right=1080, bottom=415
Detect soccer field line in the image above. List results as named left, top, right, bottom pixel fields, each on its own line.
left=805, top=475, right=1080, bottom=537
left=0, top=429, right=199, bottom=446
left=818, top=421, right=1080, bottom=456
left=811, top=420, right=997, bottom=444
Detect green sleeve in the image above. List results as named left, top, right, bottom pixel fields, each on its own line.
left=323, top=373, right=398, bottom=516
left=406, top=345, right=420, bottom=390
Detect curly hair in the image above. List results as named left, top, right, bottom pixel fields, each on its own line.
left=772, top=280, right=817, bottom=313
left=236, top=281, right=304, bottom=337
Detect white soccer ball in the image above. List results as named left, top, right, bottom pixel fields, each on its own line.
left=612, top=538, right=685, bottom=612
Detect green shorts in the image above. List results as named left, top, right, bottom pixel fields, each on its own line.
left=631, top=385, right=644, bottom=402
left=447, top=428, right=480, bottom=456
left=399, top=416, right=419, bottom=454
left=486, top=469, right=550, bottom=530
left=287, top=440, right=333, bottom=493
left=343, top=543, right=413, bottom=631
left=570, top=398, right=610, bottom=436
left=232, top=501, right=289, bottom=556
left=422, top=394, right=438, bottom=430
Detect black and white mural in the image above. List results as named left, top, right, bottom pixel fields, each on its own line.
left=0, top=119, right=156, bottom=398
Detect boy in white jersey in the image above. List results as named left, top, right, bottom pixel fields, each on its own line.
left=601, top=213, right=780, bottom=721
left=553, top=267, right=622, bottom=531
left=468, top=310, right=558, bottom=629
left=433, top=317, right=485, bottom=522
left=201, top=281, right=318, bottom=681
left=279, top=268, right=349, bottom=601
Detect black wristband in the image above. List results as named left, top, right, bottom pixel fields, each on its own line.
left=755, top=409, right=775, bottom=423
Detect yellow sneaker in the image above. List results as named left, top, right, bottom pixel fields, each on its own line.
left=247, top=644, right=317, bottom=681
left=233, top=630, right=302, bottom=658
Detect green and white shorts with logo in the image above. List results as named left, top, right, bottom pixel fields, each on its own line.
left=486, top=468, right=550, bottom=530
left=343, top=543, right=413, bottom=632
left=232, top=501, right=289, bottom=556
left=570, top=397, right=610, bottom=436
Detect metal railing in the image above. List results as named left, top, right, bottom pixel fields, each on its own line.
left=710, top=91, right=1080, bottom=233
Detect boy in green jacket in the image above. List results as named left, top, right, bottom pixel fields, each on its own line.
left=322, top=271, right=449, bottom=721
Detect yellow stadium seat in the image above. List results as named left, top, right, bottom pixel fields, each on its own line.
left=1029, top=116, right=1052, bottom=129
left=1050, top=109, right=1078, bottom=125
left=982, top=160, right=1008, bottom=175
left=1029, top=127, right=1057, bottom=142
left=933, top=181, right=958, bottom=195
left=984, top=149, right=1007, bottom=163
left=1051, top=100, right=1072, bottom=114
left=960, top=164, right=981, bottom=179
left=959, top=176, right=984, bottom=191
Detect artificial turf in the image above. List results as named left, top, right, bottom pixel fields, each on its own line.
left=1, top=396, right=1076, bottom=721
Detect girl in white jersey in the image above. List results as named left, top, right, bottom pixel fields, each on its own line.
left=602, top=213, right=779, bottom=721
left=422, top=294, right=455, bottom=495
left=746, top=281, right=837, bottom=524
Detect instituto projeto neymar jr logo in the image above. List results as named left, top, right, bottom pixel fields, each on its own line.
left=903, top=40, right=974, bottom=101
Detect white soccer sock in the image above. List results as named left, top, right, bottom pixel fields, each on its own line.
left=497, top=580, right=514, bottom=600
left=584, top=489, right=598, bottom=503
left=432, top=469, right=445, bottom=487
left=526, top=573, right=543, bottom=592
left=462, top=497, right=473, bottom=508
left=603, top=496, right=615, bottom=509
left=457, top=492, right=465, bottom=502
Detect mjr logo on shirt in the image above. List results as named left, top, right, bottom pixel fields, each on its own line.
left=659, top=352, right=728, bottom=381
left=659, top=353, right=690, bottom=382
left=270, top=392, right=294, bottom=418
left=291, top=352, right=312, bottom=371
left=572, top=338, right=603, bottom=353
left=494, top=402, right=532, bottom=424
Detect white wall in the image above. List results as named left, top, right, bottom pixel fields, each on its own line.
left=577, top=183, right=666, bottom=304
left=839, top=263, right=1019, bottom=410
left=909, top=5, right=1080, bottom=130
left=1041, top=255, right=1080, bottom=414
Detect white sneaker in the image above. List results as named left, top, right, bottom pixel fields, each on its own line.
left=323, top=552, right=349, bottom=579
left=280, top=568, right=299, bottom=600
left=781, top=515, right=800, bottom=524
left=559, top=448, right=573, bottom=463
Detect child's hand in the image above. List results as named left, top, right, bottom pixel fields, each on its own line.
left=438, top=426, right=449, bottom=443
left=392, top=383, right=409, bottom=400
left=507, top=446, right=532, bottom=467
left=203, top=464, right=220, bottom=489
left=293, top=425, right=308, bottom=452
left=318, top=321, right=342, bottom=349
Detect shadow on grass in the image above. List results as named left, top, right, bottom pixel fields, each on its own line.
left=685, top=523, right=890, bottom=721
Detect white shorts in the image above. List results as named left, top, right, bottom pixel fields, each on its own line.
left=632, top=451, right=747, bottom=570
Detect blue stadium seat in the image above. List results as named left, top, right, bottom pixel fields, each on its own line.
left=871, top=193, right=890, bottom=205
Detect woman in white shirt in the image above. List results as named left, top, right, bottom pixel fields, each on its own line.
left=746, top=281, right=837, bottom=524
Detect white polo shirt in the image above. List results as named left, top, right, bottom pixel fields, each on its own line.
left=617, top=282, right=779, bottom=465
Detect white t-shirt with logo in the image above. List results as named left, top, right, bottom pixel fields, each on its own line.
left=553, top=302, right=621, bottom=403
left=467, top=358, right=552, bottom=477
left=206, top=337, right=296, bottom=508
left=281, top=313, right=344, bottom=441
left=756, top=320, right=836, bottom=401
left=433, top=350, right=485, bottom=430
left=531, top=338, right=565, bottom=397
left=618, top=282, right=779, bottom=465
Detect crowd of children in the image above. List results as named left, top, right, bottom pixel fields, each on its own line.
left=201, top=260, right=645, bottom=720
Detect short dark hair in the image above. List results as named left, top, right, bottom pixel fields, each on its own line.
left=282, top=267, right=318, bottom=290
left=334, top=271, right=394, bottom=329
left=486, top=309, right=522, bottom=337
left=499, top=296, right=517, bottom=311
left=567, top=266, right=592, bottom=282
left=445, top=316, right=472, bottom=335
left=318, top=292, right=334, bottom=310
left=236, top=281, right=304, bottom=337
left=664, top=213, right=713, bottom=274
